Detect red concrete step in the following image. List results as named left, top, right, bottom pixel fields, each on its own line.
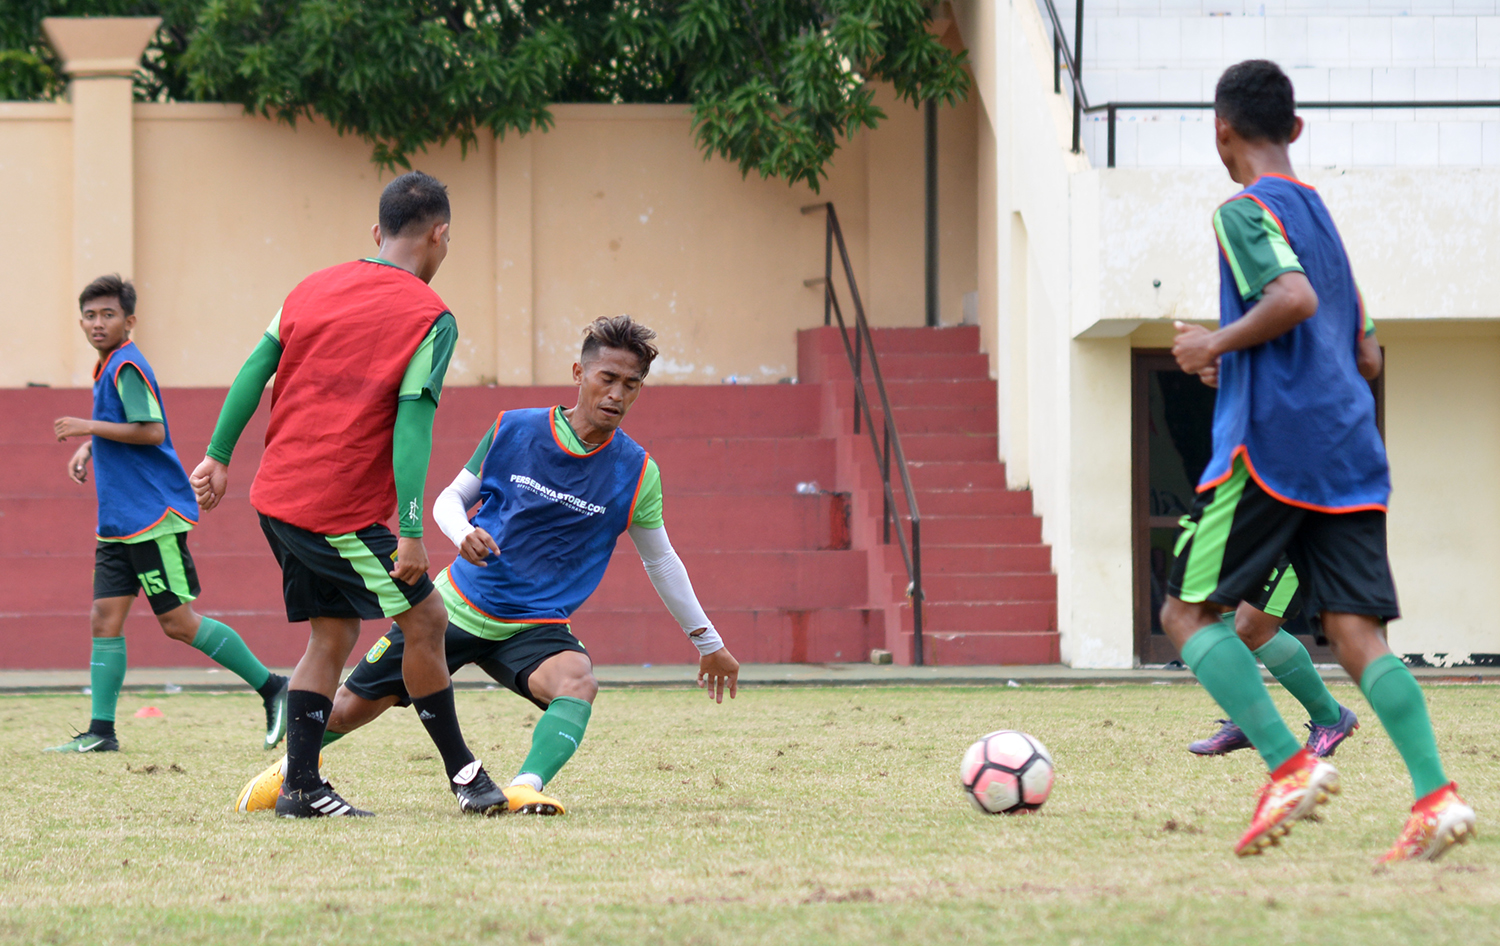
left=622, top=438, right=835, bottom=492
left=799, top=325, right=981, bottom=358
left=921, top=515, right=1043, bottom=546
left=903, top=601, right=1056, bottom=632
left=895, top=573, right=1058, bottom=602
left=907, top=462, right=1010, bottom=491
left=591, top=548, right=869, bottom=609
left=902, top=630, right=1061, bottom=665
left=0, top=613, right=392, bottom=670
left=874, top=404, right=998, bottom=435
left=906, top=489, right=1033, bottom=517
left=888, top=433, right=997, bottom=464
left=570, top=607, right=881, bottom=664
left=887, top=544, right=1052, bottom=575
left=809, top=353, right=990, bottom=383
left=830, top=378, right=995, bottom=410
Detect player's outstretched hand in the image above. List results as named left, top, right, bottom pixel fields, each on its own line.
left=697, top=647, right=740, bottom=704
left=458, top=528, right=500, bottom=566
left=1172, top=321, right=1218, bottom=375
left=190, top=457, right=229, bottom=511
left=390, top=536, right=430, bottom=585
left=54, top=416, right=91, bottom=441
left=67, top=442, right=92, bottom=484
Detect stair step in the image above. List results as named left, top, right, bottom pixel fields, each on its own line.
left=903, top=601, right=1056, bottom=632
left=570, top=607, right=880, bottom=664
left=809, top=352, right=991, bottom=383
left=896, top=573, right=1057, bottom=602
left=907, top=462, right=1010, bottom=490
left=886, top=544, right=1052, bottom=574
left=831, top=378, right=996, bottom=410
left=902, top=630, right=1061, bottom=665
left=799, top=325, right=981, bottom=357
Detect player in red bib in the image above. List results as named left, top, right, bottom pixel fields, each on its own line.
left=192, top=172, right=506, bottom=818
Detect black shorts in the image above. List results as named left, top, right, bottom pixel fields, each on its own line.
left=1246, top=556, right=1303, bottom=621
left=94, top=533, right=200, bottom=615
left=259, top=514, right=433, bottom=622
left=1168, top=457, right=1399, bottom=621
left=343, top=622, right=589, bottom=711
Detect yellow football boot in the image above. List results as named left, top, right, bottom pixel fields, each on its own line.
left=234, top=754, right=323, bottom=812
left=502, top=783, right=565, bottom=815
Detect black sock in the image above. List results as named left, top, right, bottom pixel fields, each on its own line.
left=410, top=685, right=475, bottom=781
left=285, top=690, right=332, bottom=791
left=88, top=718, right=115, bottom=739
left=257, top=672, right=288, bottom=705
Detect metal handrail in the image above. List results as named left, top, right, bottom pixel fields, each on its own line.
left=801, top=202, right=926, bottom=665
left=1086, top=100, right=1500, bottom=168
left=1040, top=0, right=1087, bottom=153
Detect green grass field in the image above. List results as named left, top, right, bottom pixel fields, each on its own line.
left=3, top=682, right=1496, bottom=945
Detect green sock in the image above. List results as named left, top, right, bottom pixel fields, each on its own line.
left=322, top=730, right=344, bottom=748
left=1181, top=615, right=1303, bottom=771
left=1360, top=653, right=1448, bottom=800
left=517, top=697, right=592, bottom=787
left=90, top=637, right=127, bottom=724
left=1253, top=630, right=1341, bottom=726
left=190, top=617, right=271, bottom=691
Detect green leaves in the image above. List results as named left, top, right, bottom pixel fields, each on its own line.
left=2, top=0, right=968, bottom=190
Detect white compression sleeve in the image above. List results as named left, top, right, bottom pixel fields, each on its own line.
left=628, top=523, right=724, bottom=657
left=434, top=468, right=482, bottom=548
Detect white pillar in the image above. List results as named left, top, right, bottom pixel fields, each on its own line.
left=42, top=16, right=160, bottom=385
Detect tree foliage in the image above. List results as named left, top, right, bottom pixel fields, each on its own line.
left=2, top=1, right=968, bottom=191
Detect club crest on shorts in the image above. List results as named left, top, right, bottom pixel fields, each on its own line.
left=365, top=636, right=391, bottom=663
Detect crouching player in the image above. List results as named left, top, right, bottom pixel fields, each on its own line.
left=238, top=315, right=740, bottom=813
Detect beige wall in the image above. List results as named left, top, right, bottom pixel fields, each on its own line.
left=3, top=94, right=979, bottom=389
left=956, top=0, right=1500, bottom=665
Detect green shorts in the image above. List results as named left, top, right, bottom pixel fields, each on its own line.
left=93, top=533, right=199, bottom=615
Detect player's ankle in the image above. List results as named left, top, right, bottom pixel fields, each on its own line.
left=509, top=773, right=544, bottom=792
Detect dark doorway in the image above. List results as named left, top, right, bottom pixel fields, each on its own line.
left=1130, top=350, right=1356, bottom=666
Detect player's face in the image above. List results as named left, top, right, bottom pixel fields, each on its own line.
left=573, top=347, right=645, bottom=434
left=78, top=297, right=135, bottom=355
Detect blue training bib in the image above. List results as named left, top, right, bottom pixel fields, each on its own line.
left=1201, top=176, right=1389, bottom=512
left=449, top=408, right=649, bottom=622
left=91, top=342, right=199, bottom=538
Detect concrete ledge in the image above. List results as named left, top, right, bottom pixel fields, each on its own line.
left=0, top=663, right=1491, bottom=694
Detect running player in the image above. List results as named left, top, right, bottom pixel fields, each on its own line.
left=234, top=315, right=740, bottom=815
left=191, top=171, right=505, bottom=818
left=1162, top=60, right=1474, bottom=862
left=50, top=274, right=288, bottom=754
left=1186, top=313, right=1383, bottom=756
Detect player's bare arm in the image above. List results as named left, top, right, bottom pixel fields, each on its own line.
left=389, top=536, right=430, bottom=583
left=1357, top=330, right=1383, bottom=380
left=55, top=416, right=165, bottom=446
left=1172, top=271, right=1318, bottom=375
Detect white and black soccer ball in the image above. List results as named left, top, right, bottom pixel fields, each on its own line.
left=959, top=730, right=1054, bottom=814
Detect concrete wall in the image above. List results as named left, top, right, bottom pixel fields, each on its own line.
left=958, top=0, right=1500, bottom=665
left=2, top=95, right=980, bottom=389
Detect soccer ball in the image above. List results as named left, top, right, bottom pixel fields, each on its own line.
left=959, top=730, right=1054, bottom=814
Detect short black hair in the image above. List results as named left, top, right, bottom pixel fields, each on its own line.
left=379, top=171, right=451, bottom=237
left=1214, top=60, right=1297, bottom=143
left=580, top=315, right=659, bottom=378
left=79, top=274, right=136, bottom=316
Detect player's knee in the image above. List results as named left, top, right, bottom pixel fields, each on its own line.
left=156, top=608, right=198, bottom=643
left=552, top=670, right=598, bottom=703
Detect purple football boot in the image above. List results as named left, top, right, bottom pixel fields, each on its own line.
left=1304, top=704, right=1359, bottom=758
left=1188, top=719, right=1252, bottom=755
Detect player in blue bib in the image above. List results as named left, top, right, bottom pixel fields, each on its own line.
left=49, top=275, right=288, bottom=754
left=1160, top=62, right=1473, bottom=863
left=233, top=315, right=740, bottom=815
